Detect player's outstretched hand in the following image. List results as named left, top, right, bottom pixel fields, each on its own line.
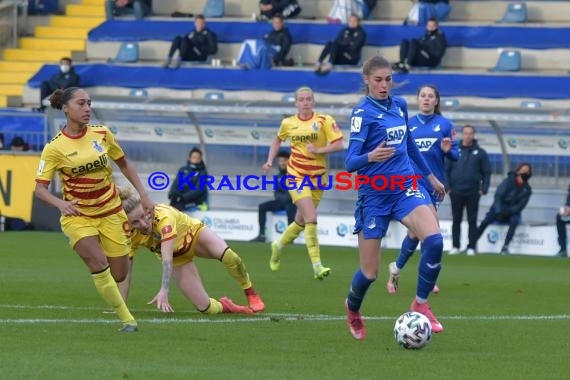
left=441, top=137, right=452, bottom=153
left=58, top=200, right=80, bottom=216
left=262, top=162, right=272, bottom=174
left=428, top=174, right=446, bottom=201
left=367, top=141, right=395, bottom=163
left=148, top=289, right=174, bottom=313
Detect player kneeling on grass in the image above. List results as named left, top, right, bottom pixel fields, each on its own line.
left=118, top=187, right=265, bottom=314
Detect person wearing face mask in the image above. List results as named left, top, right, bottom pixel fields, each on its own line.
left=474, top=163, right=533, bottom=255
left=168, top=147, right=209, bottom=211
left=35, top=57, right=80, bottom=113
left=392, top=17, right=447, bottom=73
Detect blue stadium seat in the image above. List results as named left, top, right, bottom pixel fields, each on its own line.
left=441, top=98, right=460, bottom=109
left=108, top=42, right=139, bottom=63
left=489, top=50, right=521, bottom=72
left=129, top=89, right=148, bottom=97
left=203, top=0, right=225, bottom=18
left=281, top=94, right=295, bottom=103
left=498, top=2, right=528, bottom=23
left=520, top=100, right=542, bottom=109
left=204, top=91, right=224, bottom=100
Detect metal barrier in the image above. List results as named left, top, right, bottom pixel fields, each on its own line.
left=0, top=0, right=26, bottom=48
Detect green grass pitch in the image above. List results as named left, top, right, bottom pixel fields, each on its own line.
left=1, top=231, right=569, bottom=380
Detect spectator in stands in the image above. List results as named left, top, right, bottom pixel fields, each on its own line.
left=10, top=136, right=31, bottom=151
left=555, top=184, right=570, bottom=257
left=168, top=147, right=209, bottom=211
left=162, top=14, right=218, bottom=69
left=251, top=150, right=297, bottom=243
left=105, top=0, right=151, bottom=20
left=327, top=0, right=378, bottom=23
left=392, top=17, right=447, bottom=73
left=315, top=15, right=366, bottom=75
left=446, top=125, right=491, bottom=256
left=474, top=163, right=533, bottom=255
left=237, top=15, right=293, bottom=69
left=404, top=0, right=451, bottom=26
left=258, top=0, right=301, bottom=21
left=35, top=57, right=80, bottom=113
left=0, top=134, right=4, bottom=150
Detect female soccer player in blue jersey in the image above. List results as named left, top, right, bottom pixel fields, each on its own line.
left=344, top=56, right=446, bottom=340
left=386, top=84, right=459, bottom=295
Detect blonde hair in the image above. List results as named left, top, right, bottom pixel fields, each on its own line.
left=294, top=86, right=314, bottom=100
left=118, top=186, right=140, bottom=214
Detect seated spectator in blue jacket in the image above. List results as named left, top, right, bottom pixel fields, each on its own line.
left=474, top=163, right=533, bottom=255
left=315, top=15, right=366, bottom=75
left=237, top=15, right=293, bottom=69
left=251, top=150, right=297, bottom=242
left=35, top=57, right=80, bottom=112
left=258, top=0, right=301, bottom=21
left=404, top=0, right=451, bottom=26
left=393, top=17, right=447, bottom=73
left=105, top=0, right=151, bottom=20
left=168, top=147, right=209, bottom=211
left=162, top=14, right=218, bottom=69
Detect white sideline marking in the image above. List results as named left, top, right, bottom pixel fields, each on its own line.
left=1, top=304, right=569, bottom=324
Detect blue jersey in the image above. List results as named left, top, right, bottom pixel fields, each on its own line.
left=345, top=96, right=432, bottom=196
left=408, top=113, right=458, bottom=195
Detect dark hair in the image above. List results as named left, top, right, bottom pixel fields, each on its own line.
left=277, top=150, right=291, bottom=159
left=60, top=57, right=72, bottom=64
left=195, top=14, right=205, bottom=21
left=49, top=87, right=82, bottom=110
left=462, top=124, right=475, bottom=133
left=428, top=17, right=439, bottom=25
left=189, top=147, right=202, bottom=157
left=515, top=162, right=533, bottom=178
left=361, top=55, right=392, bottom=95
left=417, top=84, right=441, bottom=115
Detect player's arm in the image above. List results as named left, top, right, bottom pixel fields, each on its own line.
left=115, top=157, right=154, bottom=211
left=443, top=121, right=459, bottom=161
left=263, top=136, right=283, bottom=173
left=34, top=182, right=79, bottom=216
left=148, top=238, right=175, bottom=313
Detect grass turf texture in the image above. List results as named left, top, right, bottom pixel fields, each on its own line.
left=1, top=231, right=569, bottom=380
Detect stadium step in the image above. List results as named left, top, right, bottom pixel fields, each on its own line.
left=81, top=0, right=105, bottom=5
left=0, top=85, right=24, bottom=96
left=50, top=16, right=105, bottom=28
left=66, top=4, right=105, bottom=17
left=0, top=61, right=43, bottom=73
left=34, top=26, right=89, bottom=39
left=0, top=72, right=31, bottom=84
left=0, top=95, right=6, bottom=108
left=19, top=37, right=86, bottom=51
left=3, top=48, right=72, bottom=62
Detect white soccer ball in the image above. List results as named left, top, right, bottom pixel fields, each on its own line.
left=394, top=311, right=432, bottom=349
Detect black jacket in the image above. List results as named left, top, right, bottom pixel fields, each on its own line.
left=565, top=184, right=570, bottom=206
left=492, top=172, right=532, bottom=216
left=418, top=29, right=447, bottom=65
left=168, top=161, right=208, bottom=210
left=274, top=167, right=293, bottom=205
left=264, top=27, right=292, bottom=65
left=446, top=139, right=491, bottom=194
left=260, top=0, right=301, bottom=19
left=334, top=25, right=366, bottom=61
left=188, top=28, right=218, bottom=55
left=47, top=68, right=80, bottom=90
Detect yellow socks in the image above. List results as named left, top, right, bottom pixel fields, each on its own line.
left=201, top=298, right=223, bottom=314
left=91, top=267, right=136, bottom=325
left=279, top=221, right=305, bottom=248
left=221, top=248, right=252, bottom=290
left=305, top=223, right=321, bottom=265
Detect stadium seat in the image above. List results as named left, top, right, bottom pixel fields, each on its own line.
left=203, top=0, right=225, bottom=18
left=129, top=89, right=148, bottom=97
left=441, top=98, right=460, bottom=109
left=281, top=94, right=295, bottom=103
left=520, top=100, right=542, bottom=109
left=489, top=50, right=521, bottom=72
left=204, top=92, right=224, bottom=100
left=108, top=42, right=139, bottom=63
left=497, top=2, right=528, bottom=23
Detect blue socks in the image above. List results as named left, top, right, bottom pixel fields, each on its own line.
left=346, top=270, right=375, bottom=312
left=417, top=233, right=443, bottom=299
left=396, top=235, right=420, bottom=270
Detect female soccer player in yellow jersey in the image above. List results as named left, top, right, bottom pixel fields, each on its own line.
left=118, top=187, right=265, bottom=314
left=34, top=87, right=153, bottom=332
left=263, top=86, right=344, bottom=279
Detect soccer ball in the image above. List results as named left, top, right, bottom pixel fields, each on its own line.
left=394, top=311, right=432, bottom=349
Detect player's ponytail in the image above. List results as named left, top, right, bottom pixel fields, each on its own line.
left=49, top=87, right=81, bottom=110
left=117, top=186, right=140, bottom=214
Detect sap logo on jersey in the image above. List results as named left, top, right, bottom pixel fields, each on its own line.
left=385, top=125, right=407, bottom=145
left=415, top=138, right=438, bottom=152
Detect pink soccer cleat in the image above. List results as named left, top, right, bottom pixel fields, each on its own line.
left=345, top=300, right=366, bottom=340
left=411, top=299, right=444, bottom=333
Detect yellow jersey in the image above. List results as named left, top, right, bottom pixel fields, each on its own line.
left=130, top=204, right=204, bottom=259
left=278, top=112, right=343, bottom=178
left=35, top=125, right=125, bottom=218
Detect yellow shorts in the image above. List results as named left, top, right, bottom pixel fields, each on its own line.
left=155, top=221, right=206, bottom=267
left=61, top=211, right=131, bottom=258
left=288, top=176, right=325, bottom=206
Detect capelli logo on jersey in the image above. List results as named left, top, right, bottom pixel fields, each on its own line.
left=291, top=133, right=318, bottom=142
left=385, top=125, right=407, bottom=145
left=71, top=154, right=109, bottom=174
left=415, top=138, right=438, bottom=152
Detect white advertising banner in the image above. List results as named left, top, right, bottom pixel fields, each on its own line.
left=187, top=210, right=258, bottom=241
left=476, top=134, right=570, bottom=156
left=475, top=224, right=558, bottom=256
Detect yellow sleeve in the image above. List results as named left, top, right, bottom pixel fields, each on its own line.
left=323, top=115, right=344, bottom=143
left=277, top=118, right=290, bottom=142
left=155, top=208, right=178, bottom=242
left=104, top=126, right=126, bottom=161
left=35, top=143, right=59, bottom=184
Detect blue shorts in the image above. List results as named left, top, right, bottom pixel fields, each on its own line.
left=353, top=186, right=432, bottom=239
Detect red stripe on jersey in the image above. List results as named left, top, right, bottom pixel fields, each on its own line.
left=36, top=179, right=50, bottom=185
left=330, top=137, right=343, bottom=144
left=289, top=160, right=324, bottom=172
left=67, top=185, right=112, bottom=200
left=67, top=177, right=104, bottom=184
left=291, top=150, right=314, bottom=161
